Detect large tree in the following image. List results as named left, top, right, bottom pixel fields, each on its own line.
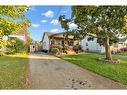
left=70, top=6, right=127, bottom=61
left=0, top=6, right=30, bottom=49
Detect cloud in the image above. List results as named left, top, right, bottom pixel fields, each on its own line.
left=51, top=19, right=59, bottom=25
left=32, top=24, right=40, bottom=28
left=50, top=29, right=59, bottom=33
left=41, top=20, right=47, bottom=23
left=69, top=23, right=78, bottom=29
left=42, top=10, right=54, bottom=18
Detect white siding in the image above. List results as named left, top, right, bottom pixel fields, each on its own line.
left=9, top=35, right=26, bottom=42
left=2, top=35, right=25, bottom=42
left=42, top=34, right=50, bottom=50
left=30, top=45, right=36, bottom=53
left=81, top=36, right=105, bottom=53
left=2, top=36, right=8, bottom=40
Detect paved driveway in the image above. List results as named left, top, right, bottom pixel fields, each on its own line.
left=29, top=54, right=127, bottom=89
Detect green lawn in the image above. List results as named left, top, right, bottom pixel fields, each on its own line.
left=0, top=54, right=29, bottom=89
left=61, top=53, right=127, bottom=85
left=118, top=52, right=127, bottom=55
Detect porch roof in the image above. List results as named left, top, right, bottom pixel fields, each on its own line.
left=42, top=31, right=74, bottom=41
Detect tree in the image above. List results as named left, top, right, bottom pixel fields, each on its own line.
left=0, top=6, right=30, bottom=49
left=0, top=6, right=30, bottom=36
left=59, top=15, right=71, bottom=39
left=6, top=38, right=28, bottom=53
left=71, top=6, right=127, bottom=61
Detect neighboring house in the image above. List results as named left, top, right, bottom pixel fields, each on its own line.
left=81, top=36, right=105, bottom=53
left=0, top=29, right=27, bottom=52
left=111, top=37, right=127, bottom=52
left=9, top=29, right=28, bottom=43
left=2, top=29, right=27, bottom=43
left=41, top=32, right=127, bottom=53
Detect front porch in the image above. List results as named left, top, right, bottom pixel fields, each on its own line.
left=49, top=36, right=79, bottom=54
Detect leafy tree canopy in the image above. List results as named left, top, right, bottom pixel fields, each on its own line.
left=0, top=5, right=30, bottom=37
left=72, top=6, right=127, bottom=45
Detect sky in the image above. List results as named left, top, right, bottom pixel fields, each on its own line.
left=25, top=6, right=77, bottom=41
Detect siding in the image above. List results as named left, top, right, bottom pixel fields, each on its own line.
left=9, top=35, right=26, bottom=42
left=81, top=36, right=105, bottom=53
left=42, top=34, right=50, bottom=50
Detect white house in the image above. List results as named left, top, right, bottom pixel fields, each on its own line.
left=80, top=36, right=105, bottom=53
left=41, top=32, right=127, bottom=53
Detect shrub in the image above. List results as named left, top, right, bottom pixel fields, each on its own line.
left=6, top=38, right=29, bottom=54
left=51, top=48, right=60, bottom=55
left=57, top=46, right=62, bottom=52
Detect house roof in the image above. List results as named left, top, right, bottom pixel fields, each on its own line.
left=41, top=31, right=69, bottom=42
left=118, top=37, right=127, bottom=42
left=44, top=32, right=55, bottom=36
left=41, top=32, right=55, bottom=42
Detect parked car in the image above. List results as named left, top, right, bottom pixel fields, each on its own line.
left=120, top=47, right=127, bottom=52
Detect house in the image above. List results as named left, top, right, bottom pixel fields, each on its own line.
left=41, top=32, right=103, bottom=53
left=110, top=37, right=127, bottom=52
left=81, top=36, right=105, bottom=53
left=0, top=29, right=28, bottom=52
left=41, top=32, right=127, bottom=53
left=42, top=32, right=79, bottom=53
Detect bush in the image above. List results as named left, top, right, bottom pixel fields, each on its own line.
left=6, top=38, right=29, bottom=54
left=57, top=46, right=62, bottom=52
left=51, top=48, right=60, bottom=55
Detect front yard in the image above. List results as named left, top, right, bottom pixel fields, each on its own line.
left=61, top=53, right=127, bottom=85
left=118, top=52, right=127, bottom=55
left=0, top=54, right=29, bottom=89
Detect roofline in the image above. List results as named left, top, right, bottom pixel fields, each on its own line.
left=50, top=31, right=72, bottom=37
left=41, top=32, right=46, bottom=42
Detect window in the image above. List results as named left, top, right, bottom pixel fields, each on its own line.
left=62, top=40, right=64, bottom=46
left=86, top=43, right=88, bottom=46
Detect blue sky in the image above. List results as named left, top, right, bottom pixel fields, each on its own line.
left=25, top=6, right=77, bottom=41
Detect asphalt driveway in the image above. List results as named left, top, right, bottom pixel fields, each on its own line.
left=29, top=53, right=127, bottom=89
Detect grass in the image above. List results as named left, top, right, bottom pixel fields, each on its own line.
left=61, top=53, right=127, bottom=85
left=118, top=52, right=127, bottom=55
left=0, top=54, right=29, bottom=89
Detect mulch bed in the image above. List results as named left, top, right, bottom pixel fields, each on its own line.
left=98, top=57, right=121, bottom=64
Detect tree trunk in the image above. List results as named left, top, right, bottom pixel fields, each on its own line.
left=104, top=37, right=112, bottom=61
